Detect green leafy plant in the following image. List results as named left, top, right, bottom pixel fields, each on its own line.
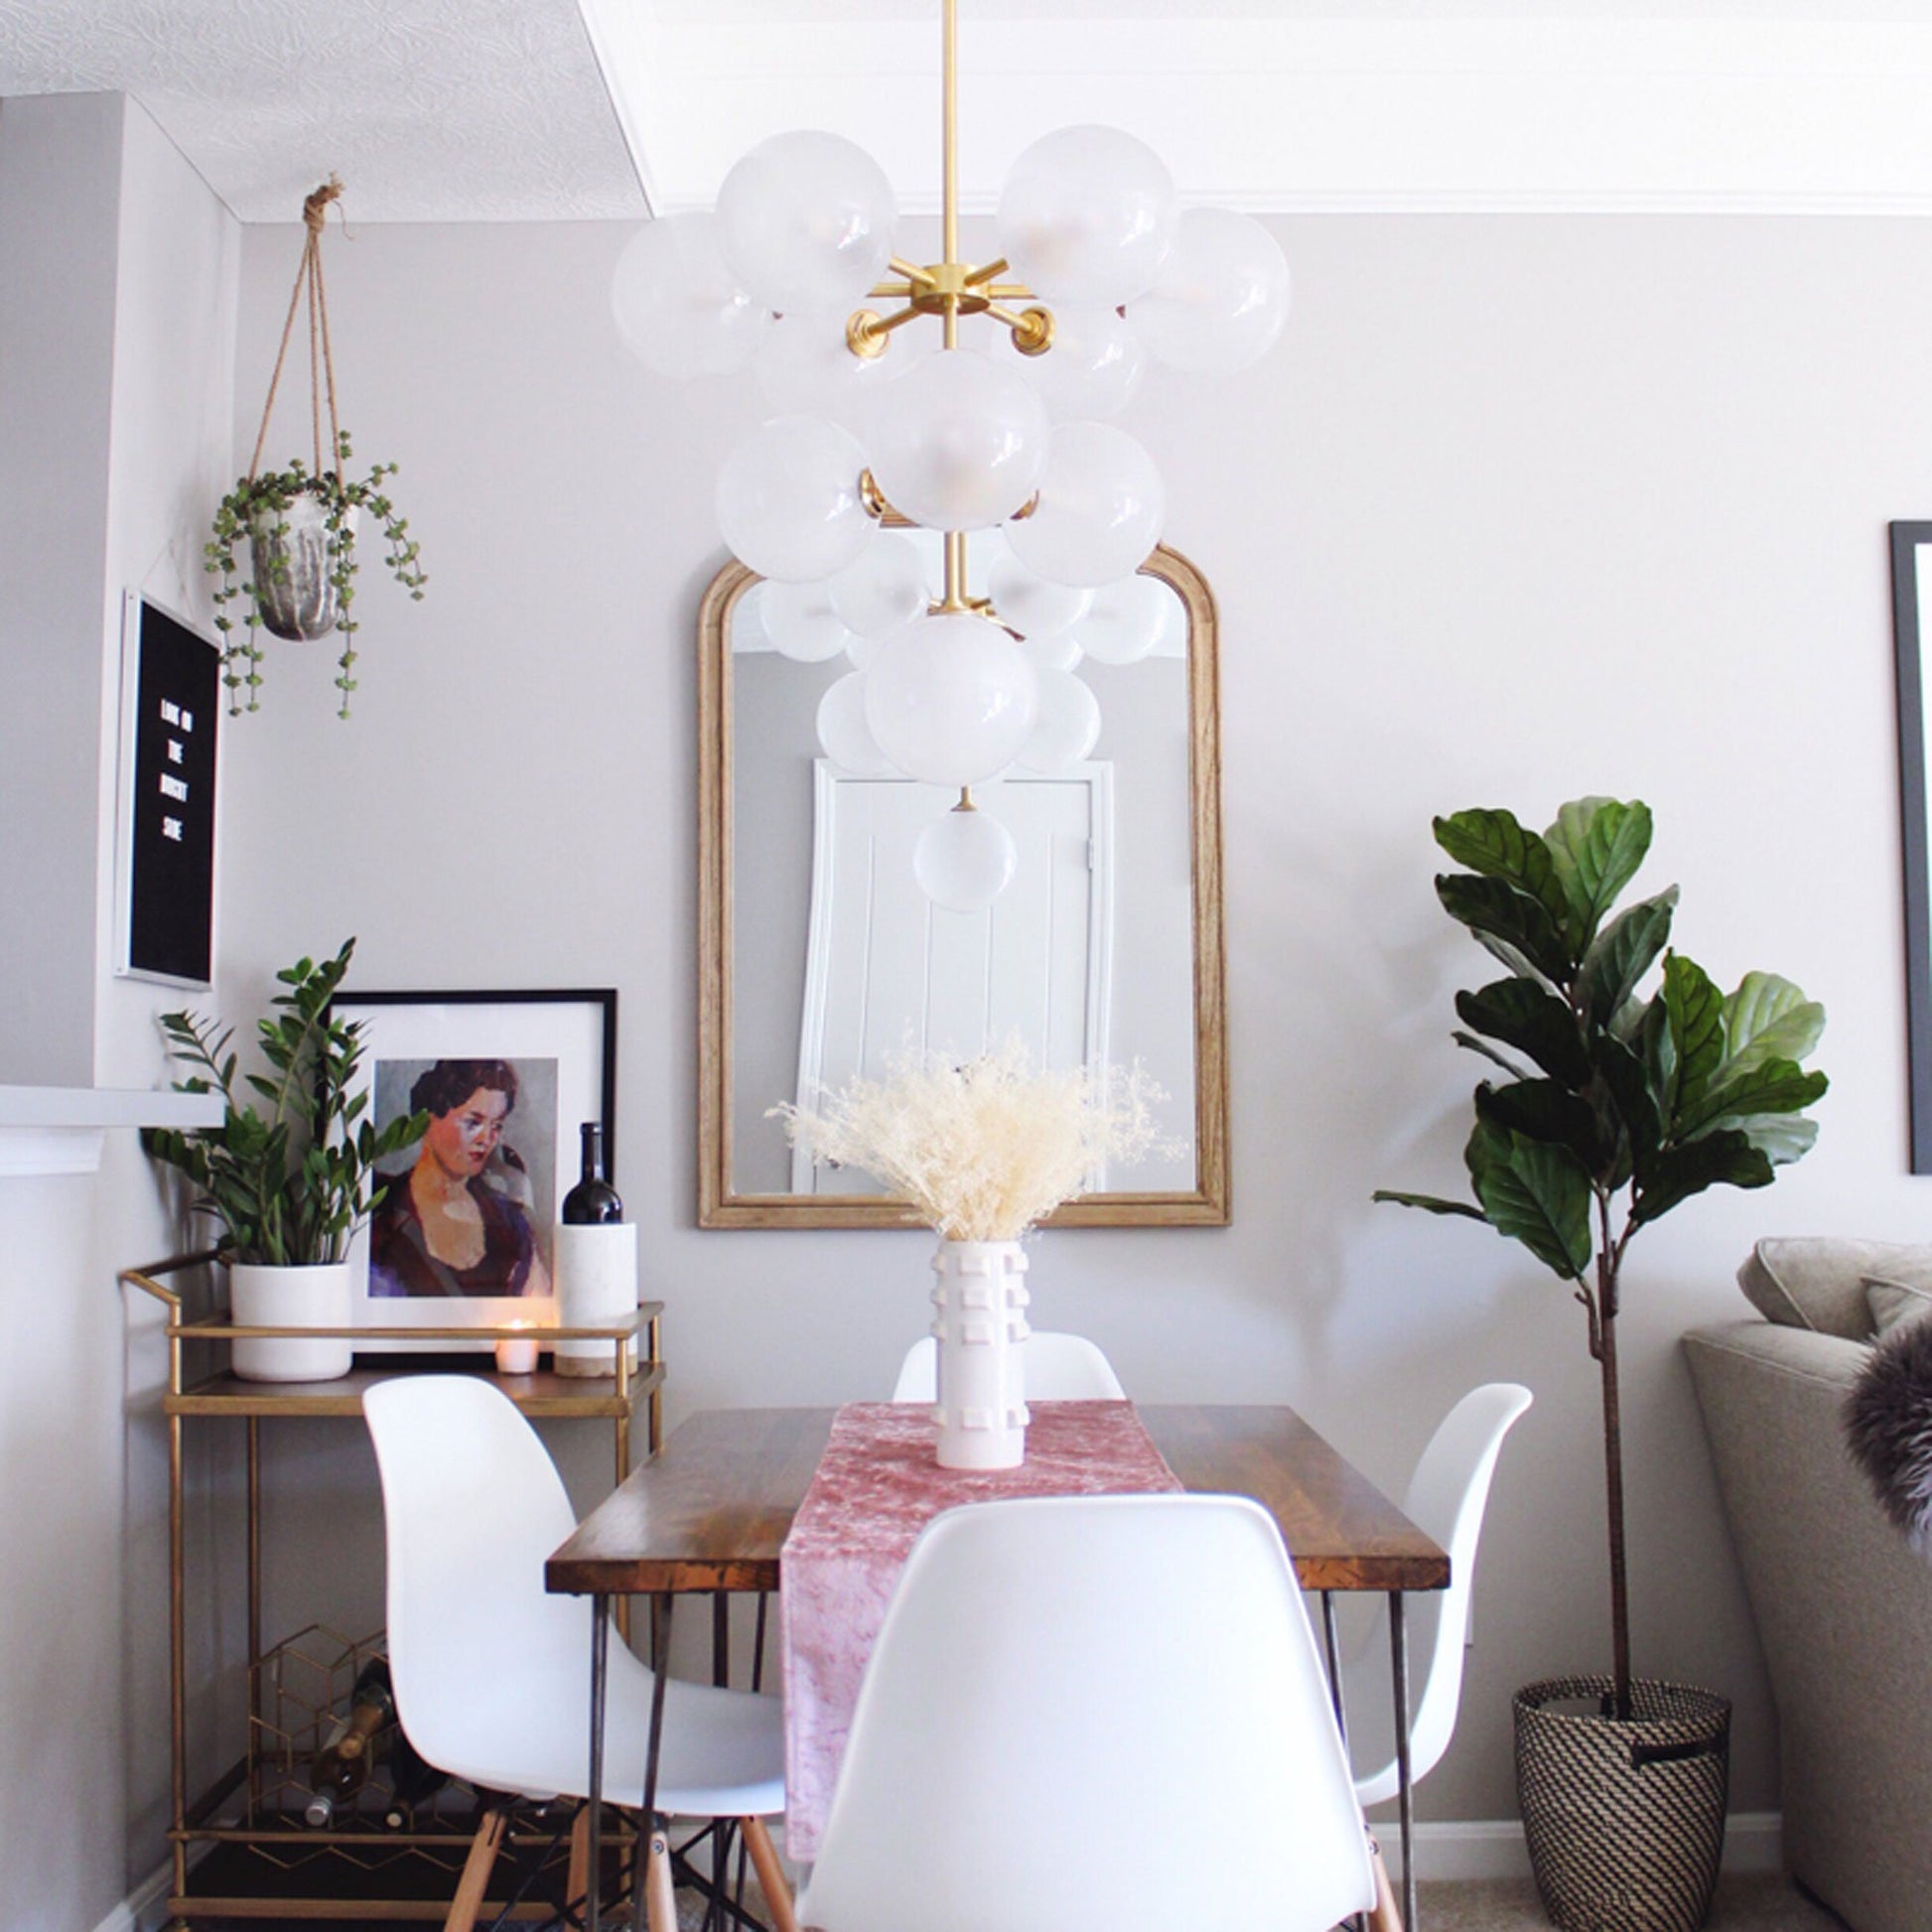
left=1375, top=797, right=1827, bottom=1717
left=144, top=939, right=426, bottom=1266
left=205, top=432, right=426, bottom=720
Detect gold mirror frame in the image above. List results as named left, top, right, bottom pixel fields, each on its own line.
left=698, top=542, right=1229, bottom=1229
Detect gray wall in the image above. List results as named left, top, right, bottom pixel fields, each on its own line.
left=7, top=153, right=1932, bottom=1925
left=209, top=208, right=1932, bottom=1831
left=0, top=92, right=239, bottom=1930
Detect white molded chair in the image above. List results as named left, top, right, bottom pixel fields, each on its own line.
left=891, top=1330, right=1126, bottom=1403
left=362, top=1376, right=795, bottom=1932
left=795, top=1493, right=1394, bottom=1932
left=1345, top=1383, right=1533, bottom=1809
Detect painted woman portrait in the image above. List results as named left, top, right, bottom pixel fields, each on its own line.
left=368, top=1058, right=555, bottom=1300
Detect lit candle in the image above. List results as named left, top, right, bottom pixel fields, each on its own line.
left=494, top=1321, right=539, bottom=1376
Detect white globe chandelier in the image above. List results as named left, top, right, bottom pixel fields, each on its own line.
left=615, top=0, right=1289, bottom=909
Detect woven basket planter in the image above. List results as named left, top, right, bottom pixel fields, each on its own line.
left=1513, top=1676, right=1729, bottom=1932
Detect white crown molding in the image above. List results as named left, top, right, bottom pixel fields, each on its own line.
left=583, top=8, right=1932, bottom=219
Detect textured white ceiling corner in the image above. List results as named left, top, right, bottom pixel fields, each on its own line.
left=8, top=1, right=1932, bottom=222
left=0, top=0, right=646, bottom=222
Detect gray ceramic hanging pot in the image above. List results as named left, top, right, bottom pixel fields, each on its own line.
left=247, top=493, right=355, bottom=641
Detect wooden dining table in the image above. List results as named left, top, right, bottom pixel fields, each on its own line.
left=546, top=1404, right=1449, bottom=1932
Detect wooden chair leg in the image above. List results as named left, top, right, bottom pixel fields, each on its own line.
left=740, top=1815, right=799, bottom=1932
left=566, top=1803, right=592, bottom=1917
left=1366, top=1834, right=1406, bottom=1932
left=445, top=1805, right=508, bottom=1932
left=643, top=1817, right=679, bottom=1932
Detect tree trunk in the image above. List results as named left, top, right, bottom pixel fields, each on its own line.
left=1598, top=1265, right=1632, bottom=1720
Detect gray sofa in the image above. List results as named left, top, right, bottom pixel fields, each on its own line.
left=1684, top=1238, right=1932, bottom=1932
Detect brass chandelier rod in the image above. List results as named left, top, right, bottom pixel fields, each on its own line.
left=840, top=0, right=1058, bottom=614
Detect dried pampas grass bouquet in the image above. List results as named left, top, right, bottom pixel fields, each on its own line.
left=772, top=1039, right=1181, bottom=1241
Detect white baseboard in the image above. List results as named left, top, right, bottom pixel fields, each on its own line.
left=1381, top=1812, right=1782, bottom=1883
left=91, top=1861, right=174, bottom=1932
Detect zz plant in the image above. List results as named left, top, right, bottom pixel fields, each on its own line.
left=145, top=938, right=425, bottom=1267
left=1376, top=797, right=1827, bottom=1718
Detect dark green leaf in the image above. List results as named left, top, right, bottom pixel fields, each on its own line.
left=1371, top=1189, right=1490, bottom=1220
left=1631, top=1129, right=1774, bottom=1226
left=1455, top=979, right=1590, bottom=1086
left=1593, top=1030, right=1663, bottom=1182
left=1475, top=1078, right=1606, bottom=1174
left=1678, top=1059, right=1829, bottom=1139
left=1451, top=1031, right=1537, bottom=1081
left=1436, top=874, right=1573, bottom=986
left=1432, top=810, right=1575, bottom=943
left=1662, top=951, right=1725, bottom=1126
left=1465, top=1119, right=1595, bottom=1280
left=1576, top=887, right=1678, bottom=1028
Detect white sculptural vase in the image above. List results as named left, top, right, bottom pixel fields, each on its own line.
left=929, top=1238, right=1032, bottom=1469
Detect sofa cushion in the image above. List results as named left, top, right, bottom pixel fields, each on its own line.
left=1737, top=1238, right=1932, bottom=1340
left=1865, top=1274, right=1932, bottom=1339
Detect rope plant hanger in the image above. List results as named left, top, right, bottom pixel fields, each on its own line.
left=206, top=178, right=426, bottom=719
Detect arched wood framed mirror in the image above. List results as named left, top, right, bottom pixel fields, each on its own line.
left=698, top=541, right=1228, bottom=1228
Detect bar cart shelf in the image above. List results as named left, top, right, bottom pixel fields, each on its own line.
left=123, top=1258, right=664, bottom=1928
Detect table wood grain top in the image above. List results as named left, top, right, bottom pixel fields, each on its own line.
left=546, top=1404, right=1449, bottom=1597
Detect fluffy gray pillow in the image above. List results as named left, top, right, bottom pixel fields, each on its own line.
left=1846, top=1317, right=1932, bottom=1554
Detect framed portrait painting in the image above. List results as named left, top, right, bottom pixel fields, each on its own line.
left=330, top=988, right=617, bottom=1347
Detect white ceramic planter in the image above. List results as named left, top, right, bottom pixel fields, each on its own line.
left=929, top=1238, right=1031, bottom=1469
left=229, top=1262, right=353, bottom=1382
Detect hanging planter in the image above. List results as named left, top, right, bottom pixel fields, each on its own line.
left=206, top=179, right=425, bottom=718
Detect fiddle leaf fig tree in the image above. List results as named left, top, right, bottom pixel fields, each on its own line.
left=1376, top=797, right=1827, bottom=1718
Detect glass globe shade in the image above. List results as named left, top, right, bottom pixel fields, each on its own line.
left=1005, top=423, right=1165, bottom=588
left=846, top=630, right=885, bottom=671
left=760, top=579, right=853, bottom=663
left=715, top=130, right=897, bottom=316
left=1022, top=631, right=1082, bottom=674
left=610, top=212, right=766, bottom=379
left=817, top=671, right=900, bottom=776
left=757, top=310, right=903, bottom=430
left=987, top=553, right=1091, bottom=641
left=1131, top=207, right=1291, bottom=375
left=715, top=415, right=875, bottom=584
left=914, top=806, right=1019, bottom=912
left=998, top=303, right=1146, bottom=420
left=1018, top=668, right=1101, bottom=774
left=997, top=125, right=1178, bottom=306
left=864, top=612, right=1038, bottom=786
left=829, top=531, right=929, bottom=639
left=864, top=348, right=1049, bottom=532
left=1071, top=572, right=1169, bottom=665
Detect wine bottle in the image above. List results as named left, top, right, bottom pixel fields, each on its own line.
left=305, top=1659, right=395, bottom=1828
left=561, top=1122, right=622, bottom=1225
left=382, top=1721, right=450, bottom=1830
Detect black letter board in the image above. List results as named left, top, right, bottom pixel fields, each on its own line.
left=121, top=599, right=218, bottom=986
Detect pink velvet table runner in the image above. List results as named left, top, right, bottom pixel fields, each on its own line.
left=779, top=1399, right=1183, bottom=1857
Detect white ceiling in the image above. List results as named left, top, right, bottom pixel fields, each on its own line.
left=5, top=1, right=1932, bottom=224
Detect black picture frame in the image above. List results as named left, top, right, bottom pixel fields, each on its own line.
left=327, top=987, right=618, bottom=1347
left=115, top=595, right=219, bottom=987
left=1890, top=523, right=1932, bottom=1173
